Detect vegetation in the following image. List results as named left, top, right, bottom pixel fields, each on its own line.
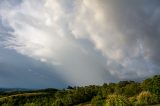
left=0, top=75, right=159, bottom=106
left=105, top=94, right=129, bottom=106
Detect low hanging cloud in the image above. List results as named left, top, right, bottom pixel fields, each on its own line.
left=0, top=0, right=160, bottom=86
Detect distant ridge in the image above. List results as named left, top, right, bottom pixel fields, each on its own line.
left=0, top=88, right=33, bottom=93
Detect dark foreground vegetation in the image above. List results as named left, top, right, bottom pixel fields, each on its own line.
left=0, top=75, right=159, bottom=106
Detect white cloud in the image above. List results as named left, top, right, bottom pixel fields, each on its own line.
left=0, top=0, right=160, bottom=86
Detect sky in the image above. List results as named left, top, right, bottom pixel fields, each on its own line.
left=0, top=0, right=160, bottom=89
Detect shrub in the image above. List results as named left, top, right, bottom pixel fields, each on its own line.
left=134, top=101, right=145, bottom=106
left=53, top=99, right=64, bottom=106
left=129, top=96, right=136, bottom=105
left=136, top=91, right=158, bottom=105
left=91, top=95, right=105, bottom=106
left=105, top=94, right=130, bottom=106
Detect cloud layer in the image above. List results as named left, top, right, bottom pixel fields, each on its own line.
left=0, top=0, right=160, bottom=86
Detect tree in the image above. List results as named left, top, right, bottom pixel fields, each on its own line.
left=141, top=75, right=160, bottom=102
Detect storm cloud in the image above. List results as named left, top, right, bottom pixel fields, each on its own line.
left=0, top=0, right=160, bottom=88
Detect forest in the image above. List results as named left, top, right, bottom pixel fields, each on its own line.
left=0, top=75, right=159, bottom=106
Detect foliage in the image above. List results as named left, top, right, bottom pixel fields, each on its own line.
left=129, top=96, right=136, bottom=104
left=136, top=91, right=159, bottom=105
left=91, top=95, right=105, bottom=106
left=0, top=75, right=159, bottom=106
left=105, top=94, right=130, bottom=106
left=141, top=75, right=160, bottom=101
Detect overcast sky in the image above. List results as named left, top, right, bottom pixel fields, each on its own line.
left=0, top=0, right=160, bottom=89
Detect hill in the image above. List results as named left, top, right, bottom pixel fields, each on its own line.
left=0, top=75, right=159, bottom=106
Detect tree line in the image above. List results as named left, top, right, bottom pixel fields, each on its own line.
left=0, top=75, right=159, bottom=106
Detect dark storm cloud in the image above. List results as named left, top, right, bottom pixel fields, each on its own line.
left=93, top=0, right=160, bottom=75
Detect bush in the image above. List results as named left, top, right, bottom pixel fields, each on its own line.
left=53, top=99, right=64, bottom=106
left=129, top=96, right=136, bottom=105
left=151, top=94, right=159, bottom=104
left=134, top=101, right=145, bottom=106
left=105, top=94, right=130, bottom=106
left=136, top=91, right=158, bottom=105
left=141, top=75, right=160, bottom=102
left=91, top=95, right=105, bottom=106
